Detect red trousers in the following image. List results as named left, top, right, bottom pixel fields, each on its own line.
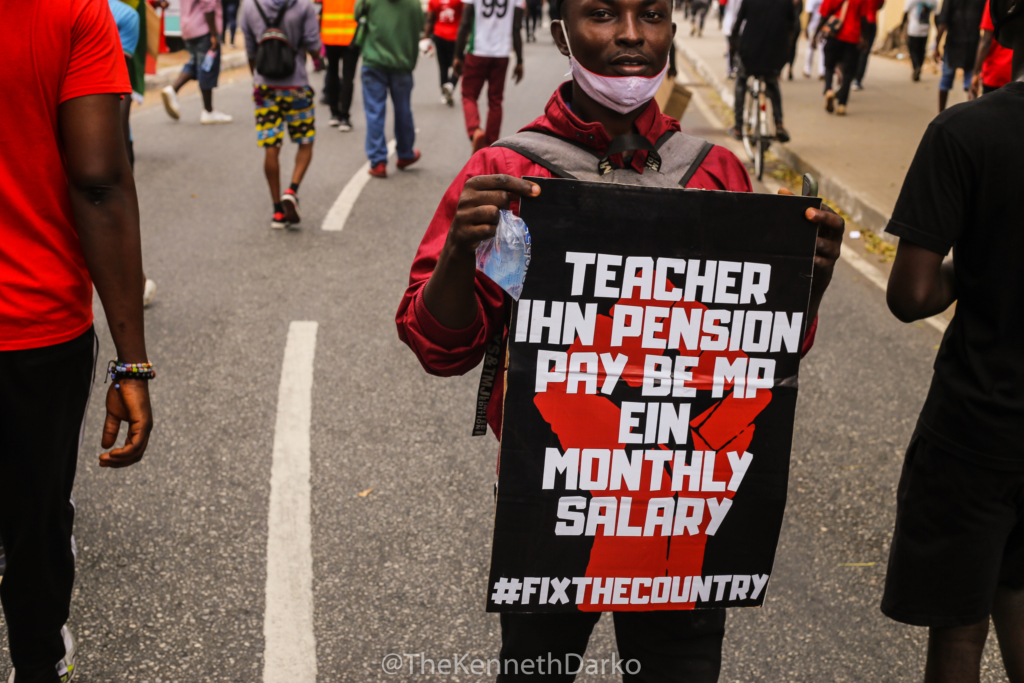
left=460, top=54, right=509, bottom=145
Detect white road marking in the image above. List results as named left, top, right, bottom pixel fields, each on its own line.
left=264, top=321, right=319, bottom=683
left=322, top=139, right=397, bottom=231
left=679, top=66, right=950, bottom=336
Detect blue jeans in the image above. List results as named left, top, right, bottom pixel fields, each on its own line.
left=361, top=66, right=415, bottom=166
left=939, top=53, right=970, bottom=92
left=181, top=33, right=220, bottom=91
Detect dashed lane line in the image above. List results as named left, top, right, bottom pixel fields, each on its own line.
left=321, top=139, right=398, bottom=232
left=264, top=321, right=319, bottom=683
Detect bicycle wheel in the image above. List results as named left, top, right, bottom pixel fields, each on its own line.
left=753, top=90, right=765, bottom=180
left=741, top=81, right=758, bottom=162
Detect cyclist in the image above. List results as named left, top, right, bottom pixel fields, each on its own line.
left=728, top=0, right=796, bottom=142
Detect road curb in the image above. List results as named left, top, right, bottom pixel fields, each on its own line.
left=143, top=52, right=249, bottom=92
left=675, top=39, right=896, bottom=242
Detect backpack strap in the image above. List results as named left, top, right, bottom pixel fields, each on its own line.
left=254, top=0, right=292, bottom=28
left=272, top=0, right=292, bottom=28
left=678, top=141, right=715, bottom=188
left=253, top=0, right=272, bottom=27
left=492, top=129, right=713, bottom=188
left=490, top=134, right=581, bottom=180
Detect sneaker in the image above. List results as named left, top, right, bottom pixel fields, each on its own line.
left=281, top=189, right=301, bottom=224
left=824, top=89, right=835, bottom=113
left=442, top=82, right=455, bottom=107
left=397, top=150, right=421, bottom=170
left=852, top=81, right=864, bottom=90
left=271, top=211, right=287, bottom=229
left=200, top=110, right=233, bottom=124
left=775, top=125, right=790, bottom=143
left=836, top=104, right=847, bottom=116
left=8, top=626, right=77, bottom=683
left=143, top=278, right=157, bottom=308
left=329, top=116, right=341, bottom=127
left=727, top=125, right=743, bottom=141
left=160, top=86, right=180, bottom=120
left=912, top=67, right=922, bottom=81
left=368, top=161, right=387, bottom=178
left=471, top=129, right=488, bottom=153
left=337, top=118, right=352, bottom=132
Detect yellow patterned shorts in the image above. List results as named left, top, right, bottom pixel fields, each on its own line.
left=253, top=85, right=315, bottom=148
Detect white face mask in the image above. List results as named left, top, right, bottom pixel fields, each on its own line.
left=553, top=19, right=669, bottom=115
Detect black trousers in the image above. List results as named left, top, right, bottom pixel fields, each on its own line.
left=734, top=63, right=784, bottom=126
left=823, top=36, right=859, bottom=105
left=324, top=44, right=360, bottom=119
left=854, top=19, right=877, bottom=83
left=498, top=609, right=726, bottom=682
left=432, top=35, right=458, bottom=89
left=0, top=329, right=95, bottom=683
left=907, top=35, right=927, bottom=71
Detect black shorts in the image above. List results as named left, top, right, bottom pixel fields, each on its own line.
left=881, top=431, right=1024, bottom=627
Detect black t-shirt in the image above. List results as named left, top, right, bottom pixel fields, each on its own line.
left=886, top=81, right=1024, bottom=470
left=936, top=0, right=985, bottom=69
left=735, top=0, right=796, bottom=75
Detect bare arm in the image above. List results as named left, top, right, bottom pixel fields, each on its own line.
left=205, top=10, right=219, bottom=50
left=969, top=30, right=994, bottom=97
left=424, top=9, right=437, bottom=38
left=59, top=93, right=153, bottom=468
left=933, top=23, right=946, bottom=60
left=887, top=240, right=956, bottom=322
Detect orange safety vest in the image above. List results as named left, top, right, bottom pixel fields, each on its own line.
left=321, top=0, right=358, bottom=46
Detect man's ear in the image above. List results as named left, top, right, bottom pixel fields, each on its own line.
left=551, top=19, right=571, bottom=57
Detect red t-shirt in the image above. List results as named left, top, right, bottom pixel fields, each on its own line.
left=428, top=0, right=463, bottom=42
left=1, top=0, right=130, bottom=351
left=980, top=0, right=1013, bottom=88
left=819, top=0, right=870, bottom=44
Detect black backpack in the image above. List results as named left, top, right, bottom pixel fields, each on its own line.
left=253, top=0, right=296, bottom=79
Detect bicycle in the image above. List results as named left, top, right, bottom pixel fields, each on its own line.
left=740, top=73, right=776, bottom=181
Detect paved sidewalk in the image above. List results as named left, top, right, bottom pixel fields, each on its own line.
left=675, top=15, right=972, bottom=234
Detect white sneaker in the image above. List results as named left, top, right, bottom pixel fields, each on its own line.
left=337, top=118, right=352, bottom=132
left=442, top=82, right=455, bottom=107
left=329, top=116, right=341, bottom=127
left=143, top=278, right=157, bottom=307
left=200, top=110, right=233, bottom=124
left=160, top=86, right=180, bottom=120
left=8, top=625, right=77, bottom=683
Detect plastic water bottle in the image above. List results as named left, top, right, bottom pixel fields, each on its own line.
left=201, top=50, right=216, bottom=72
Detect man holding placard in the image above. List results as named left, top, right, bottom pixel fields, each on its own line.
left=396, top=0, right=844, bottom=677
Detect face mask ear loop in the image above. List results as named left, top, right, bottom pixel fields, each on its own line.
left=554, top=19, right=575, bottom=76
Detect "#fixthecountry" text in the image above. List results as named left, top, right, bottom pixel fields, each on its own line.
left=491, top=574, right=770, bottom=606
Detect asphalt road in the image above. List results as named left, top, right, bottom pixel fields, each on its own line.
left=1, top=27, right=1002, bottom=683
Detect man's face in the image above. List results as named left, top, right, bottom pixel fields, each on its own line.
left=554, top=0, right=676, bottom=79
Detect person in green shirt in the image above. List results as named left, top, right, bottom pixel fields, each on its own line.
left=356, top=0, right=424, bottom=177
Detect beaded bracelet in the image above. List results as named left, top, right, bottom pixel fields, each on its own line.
left=107, top=360, right=156, bottom=387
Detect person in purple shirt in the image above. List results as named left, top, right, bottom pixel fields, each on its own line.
left=160, top=0, right=234, bottom=124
